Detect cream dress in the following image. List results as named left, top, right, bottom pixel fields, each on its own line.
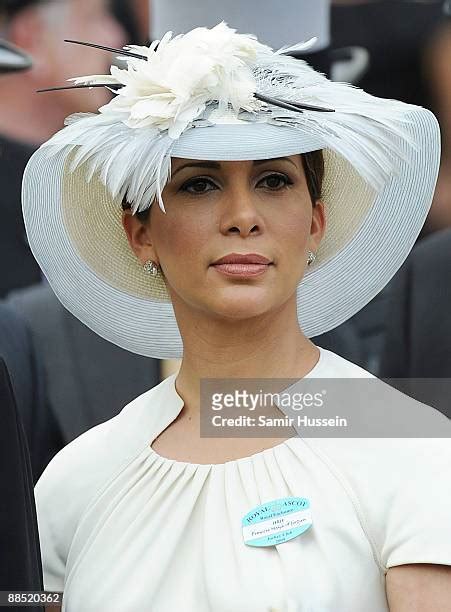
left=34, top=347, right=451, bottom=611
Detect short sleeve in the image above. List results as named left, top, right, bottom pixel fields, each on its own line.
left=305, top=435, right=451, bottom=573
left=379, top=437, right=451, bottom=569
left=34, top=420, right=116, bottom=591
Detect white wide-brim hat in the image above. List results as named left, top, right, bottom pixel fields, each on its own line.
left=22, top=23, right=440, bottom=359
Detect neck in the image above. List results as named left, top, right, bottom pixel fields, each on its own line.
left=0, top=75, right=67, bottom=144
left=173, top=296, right=320, bottom=415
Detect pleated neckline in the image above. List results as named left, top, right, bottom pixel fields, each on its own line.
left=147, top=435, right=301, bottom=468
left=146, top=345, right=328, bottom=469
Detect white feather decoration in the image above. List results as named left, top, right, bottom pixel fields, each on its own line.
left=46, top=21, right=419, bottom=215
left=275, top=37, right=318, bottom=56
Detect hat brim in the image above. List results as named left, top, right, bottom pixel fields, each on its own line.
left=22, top=108, right=439, bottom=358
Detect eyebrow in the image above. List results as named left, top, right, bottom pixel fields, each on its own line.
left=171, top=157, right=298, bottom=177
left=172, top=161, right=221, bottom=177
left=254, top=157, right=298, bottom=168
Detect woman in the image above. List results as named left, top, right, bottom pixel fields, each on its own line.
left=23, top=23, right=451, bottom=611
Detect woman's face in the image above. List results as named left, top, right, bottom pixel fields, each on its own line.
left=123, top=155, right=325, bottom=320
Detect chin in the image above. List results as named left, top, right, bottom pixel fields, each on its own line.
left=207, top=290, right=275, bottom=320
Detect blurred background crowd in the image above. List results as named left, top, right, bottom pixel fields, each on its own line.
left=0, top=0, right=450, bottom=486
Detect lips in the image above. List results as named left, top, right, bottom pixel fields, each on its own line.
left=212, top=253, right=272, bottom=265
left=211, top=253, right=272, bottom=277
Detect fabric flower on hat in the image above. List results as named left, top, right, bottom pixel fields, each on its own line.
left=70, top=22, right=266, bottom=138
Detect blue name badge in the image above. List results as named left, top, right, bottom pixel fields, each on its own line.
left=242, top=496, right=312, bottom=547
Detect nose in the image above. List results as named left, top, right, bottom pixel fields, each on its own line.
left=219, top=186, right=264, bottom=238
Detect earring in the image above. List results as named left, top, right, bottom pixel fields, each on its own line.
left=143, top=259, right=160, bottom=276
left=307, top=251, right=316, bottom=266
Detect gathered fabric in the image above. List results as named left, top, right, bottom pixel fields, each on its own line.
left=34, top=347, right=451, bottom=611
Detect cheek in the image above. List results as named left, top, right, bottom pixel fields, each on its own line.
left=271, top=203, right=312, bottom=253
left=286, top=218, right=312, bottom=250
left=154, top=211, right=215, bottom=269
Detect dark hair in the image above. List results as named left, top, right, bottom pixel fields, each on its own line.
left=122, top=150, right=324, bottom=224
left=301, top=149, right=324, bottom=204
left=3, top=0, right=47, bottom=18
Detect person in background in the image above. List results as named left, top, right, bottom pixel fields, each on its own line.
left=0, top=9, right=62, bottom=487
left=0, top=4, right=38, bottom=296
left=0, top=36, right=44, bottom=611
left=112, top=0, right=150, bottom=45
left=0, top=356, right=45, bottom=611
left=331, top=0, right=451, bottom=236
left=329, top=0, right=451, bottom=375
left=6, top=283, right=161, bottom=455
left=425, top=6, right=451, bottom=233
left=1, top=1, right=161, bottom=469
left=0, top=0, right=126, bottom=298
left=379, top=227, right=451, bottom=393
left=0, top=0, right=126, bottom=145
left=0, top=301, right=63, bottom=484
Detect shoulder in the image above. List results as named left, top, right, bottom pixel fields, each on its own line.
left=305, top=354, right=451, bottom=484
left=0, top=135, right=35, bottom=170
left=303, top=435, right=451, bottom=571
left=0, top=302, right=29, bottom=337
left=0, top=303, right=33, bottom=369
left=316, top=347, right=376, bottom=378
left=390, top=229, right=451, bottom=296
left=35, top=376, right=169, bottom=503
left=6, top=284, right=61, bottom=322
left=34, top=378, right=170, bottom=589
left=34, top=417, right=115, bottom=590
left=304, top=349, right=451, bottom=569
left=411, top=228, right=451, bottom=277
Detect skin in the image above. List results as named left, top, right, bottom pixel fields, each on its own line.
left=123, top=155, right=326, bottom=426
left=386, top=563, right=451, bottom=612
left=0, top=0, right=126, bottom=144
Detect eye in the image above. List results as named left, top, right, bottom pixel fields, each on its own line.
left=180, top=177, right=218, bottom=194
left=257, top=173, right=293, bottom=190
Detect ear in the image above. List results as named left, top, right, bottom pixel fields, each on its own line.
left=310, top=200, right=326, bottom=252
left=122, top=211, right=159, bottom=265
